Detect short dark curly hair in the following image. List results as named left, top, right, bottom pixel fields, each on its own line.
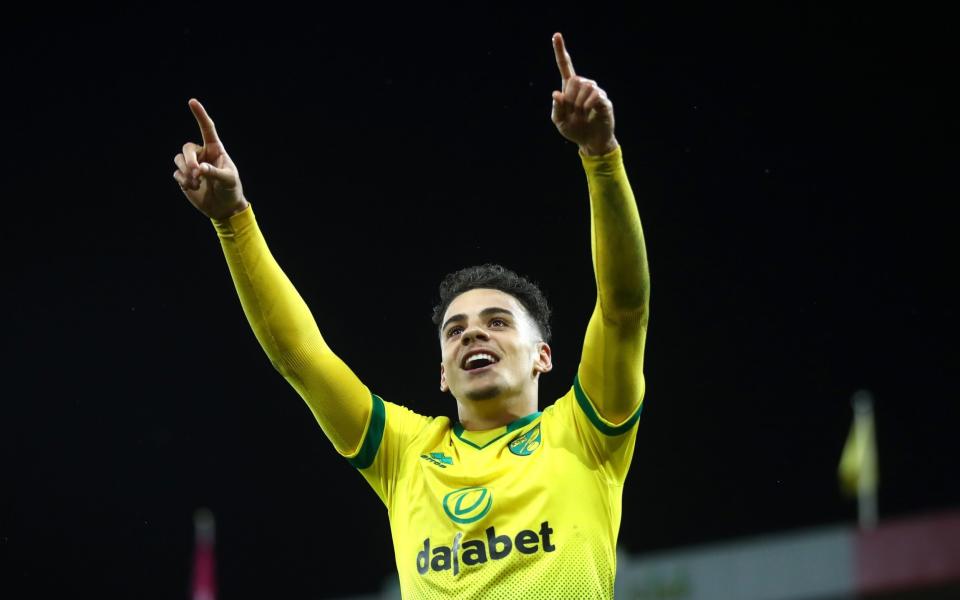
left=431, top=264, right=552, bottom=342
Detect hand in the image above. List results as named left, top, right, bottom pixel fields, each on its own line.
left=173, top=99, right=248, bottom=220
left=550, top=33, right=618, bottom=156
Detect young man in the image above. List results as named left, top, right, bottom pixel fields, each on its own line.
left=174, top=33, right=649, bottom=599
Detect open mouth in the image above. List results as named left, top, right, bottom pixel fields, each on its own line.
left=461, top=351, right=500, bottom=371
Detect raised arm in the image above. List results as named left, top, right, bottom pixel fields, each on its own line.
left=173, top=99, right=372, bottom=455
left=551, top=34, right=650, bottom=425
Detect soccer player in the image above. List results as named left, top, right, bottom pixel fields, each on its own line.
left=173, top=33, right=649, bottom=599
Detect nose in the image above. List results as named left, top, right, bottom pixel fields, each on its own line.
left=460, top=324, right=490, bottom=345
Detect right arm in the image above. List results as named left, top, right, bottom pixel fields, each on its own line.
left=173, top=99, right=370, bottom=456
left=212, top=205, right=371, bottom=455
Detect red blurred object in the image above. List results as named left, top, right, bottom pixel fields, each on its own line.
left=191, top=508, right=217, bottom=600
left=857, top=509, right=960, bottom=595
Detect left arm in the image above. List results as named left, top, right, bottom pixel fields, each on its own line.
left=551, top=33, right=650, bottom=424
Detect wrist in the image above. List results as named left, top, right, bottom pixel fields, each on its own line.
left=211, top=198, right=250, bottom=221
left=230, top=198, right=250, bottom=217
left=579, top=137, right=619, bottom=156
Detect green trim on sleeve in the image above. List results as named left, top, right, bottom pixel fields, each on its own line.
left=573, top=374, right=642, bottom=436
left=347, top=393, right=386, bottom=469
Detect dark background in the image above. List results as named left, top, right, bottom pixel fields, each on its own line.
left=2, top=5, right=957, bottom=598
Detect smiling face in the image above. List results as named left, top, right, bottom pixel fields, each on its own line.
left=439, top=288, right=552, bottom=404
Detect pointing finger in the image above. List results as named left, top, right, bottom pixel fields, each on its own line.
left=188, top=98, right=221, bottom=146
left=552, top=33, right=576, bottom=86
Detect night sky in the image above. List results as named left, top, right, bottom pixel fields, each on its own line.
left=3, top=6, right=957, bottom=598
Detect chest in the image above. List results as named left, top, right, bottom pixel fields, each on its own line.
left=391, top=423, right=607, bottom=532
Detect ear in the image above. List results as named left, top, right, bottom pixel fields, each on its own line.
left=439, top=362, right=449, bottom=392
left=533, top=342, right=553, bottom=375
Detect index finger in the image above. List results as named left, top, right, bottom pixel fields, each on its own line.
left=188, top=98, right=221, bottom=145
left=552, top=33, right=576, bottom=83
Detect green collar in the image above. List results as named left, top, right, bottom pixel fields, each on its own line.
left=453, top=412, right=542, bottom=450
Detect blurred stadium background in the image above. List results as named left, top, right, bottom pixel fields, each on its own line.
left=5, top=5, right=957, bottom=599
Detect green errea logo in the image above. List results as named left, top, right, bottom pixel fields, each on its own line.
left=509, top=424, right=541, bottom=456
left=442, top=487, right=492, bottom=524
left=421, top=452, right=454, bottom=468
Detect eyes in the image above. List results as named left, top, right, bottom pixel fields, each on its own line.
left=445, top=317, right=509, bottom=339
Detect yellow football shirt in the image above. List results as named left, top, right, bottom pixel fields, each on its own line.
left=212, top=145, right=648, bottom=599
left=348, top=372, right=641, bottom=599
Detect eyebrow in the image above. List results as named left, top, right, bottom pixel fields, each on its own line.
left=441, top=307, right=515, bottom=334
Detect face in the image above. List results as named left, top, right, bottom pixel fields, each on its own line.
left=439, top=288, right=552, bottom=402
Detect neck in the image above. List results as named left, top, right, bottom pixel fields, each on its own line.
left=456, top=386, right=539, bottom=431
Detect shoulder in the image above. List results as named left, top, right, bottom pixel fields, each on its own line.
left=543, top=377, right=642, bottom=436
